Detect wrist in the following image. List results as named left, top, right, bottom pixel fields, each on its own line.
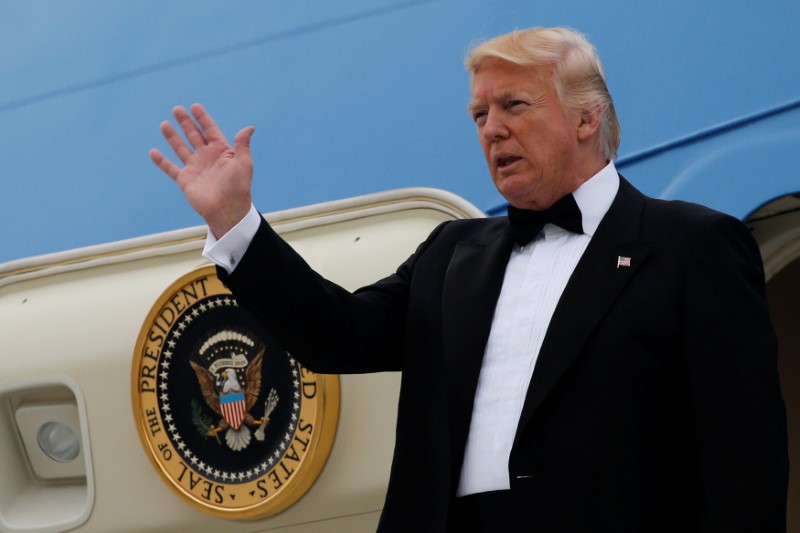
left=207, top=204, right=251, bottom=239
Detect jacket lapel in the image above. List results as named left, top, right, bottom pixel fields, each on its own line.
left=442, top=223, right=515, bottom=468
left=514, top=178, right=652, bottom=440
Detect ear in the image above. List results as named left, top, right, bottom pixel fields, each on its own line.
left=577, top=106, right=602, bottom=142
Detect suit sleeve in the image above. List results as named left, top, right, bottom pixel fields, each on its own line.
left=682, top=213, right=789, bottom=532
left=217, top=216, right=448, bottom=374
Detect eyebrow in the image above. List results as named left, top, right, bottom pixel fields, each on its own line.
left=467, top=100, right=484, bottom=116
left=468, top=88, right=540, bottom=115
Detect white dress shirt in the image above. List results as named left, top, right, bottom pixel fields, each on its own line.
left=204, top=162, right=621, bottom=496
left=457, top=162, right=619, bottom=496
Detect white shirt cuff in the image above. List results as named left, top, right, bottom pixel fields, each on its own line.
left=202, top=204, right=261, bottom=274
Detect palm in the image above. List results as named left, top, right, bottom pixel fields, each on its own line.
left=150, top=104, right=255, bottom=237
left=179, top=140, right=250, bottom=218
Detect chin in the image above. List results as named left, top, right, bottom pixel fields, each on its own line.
left=496, top=178, right=529, bottom=200
left=498, top=185, right=538, bottom=210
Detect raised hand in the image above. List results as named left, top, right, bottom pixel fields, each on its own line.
left=150, top=103, right=255, bottom=238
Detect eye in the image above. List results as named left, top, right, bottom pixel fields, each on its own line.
left=472, top=110, right=488, bottom=127
left=506, top=100, right=527, bottom=112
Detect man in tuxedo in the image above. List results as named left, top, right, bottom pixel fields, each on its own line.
left=151, top=27, right=788, bottom=532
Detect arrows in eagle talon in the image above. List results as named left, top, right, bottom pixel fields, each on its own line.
left=255, top=388, right=279, bottom=441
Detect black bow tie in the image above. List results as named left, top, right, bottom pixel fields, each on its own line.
left=507, top=194, right=583, bottom=247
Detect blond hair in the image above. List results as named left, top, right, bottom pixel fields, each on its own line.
left=466, top=27, right=621, bottom=160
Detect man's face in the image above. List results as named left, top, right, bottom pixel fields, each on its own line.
left=469, top=59, right=584, bottom=211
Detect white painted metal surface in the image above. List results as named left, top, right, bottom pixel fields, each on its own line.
left=0, top=188, right=483, bottom=532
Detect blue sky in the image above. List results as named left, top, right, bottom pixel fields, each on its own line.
left=2, top=1, right=799, bottom=262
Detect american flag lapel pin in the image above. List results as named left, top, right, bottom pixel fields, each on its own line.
left=617, top=256, right=631, bottom=268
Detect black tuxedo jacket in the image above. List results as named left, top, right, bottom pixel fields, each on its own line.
left=220, top=178, right=788, bottom=532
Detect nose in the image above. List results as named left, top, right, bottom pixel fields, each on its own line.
left=480, top=109, right=509, bottom=141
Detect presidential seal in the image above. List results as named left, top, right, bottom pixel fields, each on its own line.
left=132, top=265, right=339, bottom=519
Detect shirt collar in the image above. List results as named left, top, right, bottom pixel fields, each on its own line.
left=571, top=160, right=619, bottom=237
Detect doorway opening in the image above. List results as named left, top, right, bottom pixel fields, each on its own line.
left=748, top=193, right=800, bottom=532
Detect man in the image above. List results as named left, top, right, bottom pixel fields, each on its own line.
left=151, top=27, right=788, bottom=532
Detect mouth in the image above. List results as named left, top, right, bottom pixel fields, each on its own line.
left=495, top=155, right=522, bottom=169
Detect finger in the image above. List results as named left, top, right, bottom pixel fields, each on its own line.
left=159, top=121, right=194, bottom=164
left=149, top=148, right=181, bottom=181
left=173, top=105, right=208, bottom=150
left=191, top=103, right=230, bottom=145
left=232, top=126, right=256, bottom=159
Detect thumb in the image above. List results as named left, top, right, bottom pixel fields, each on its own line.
left=233, top=126, right=255, bottom=159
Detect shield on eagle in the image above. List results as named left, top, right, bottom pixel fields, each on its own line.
left=220, top=391, right=246, bottom=430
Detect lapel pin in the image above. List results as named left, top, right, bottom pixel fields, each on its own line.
left=617, top=256, right=631, bottom=268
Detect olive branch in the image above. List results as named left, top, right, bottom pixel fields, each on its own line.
left=191, top=398, right=221, bottom=444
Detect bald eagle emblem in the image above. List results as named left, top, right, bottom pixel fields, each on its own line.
left=190, top=329, right=279, bottom=451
